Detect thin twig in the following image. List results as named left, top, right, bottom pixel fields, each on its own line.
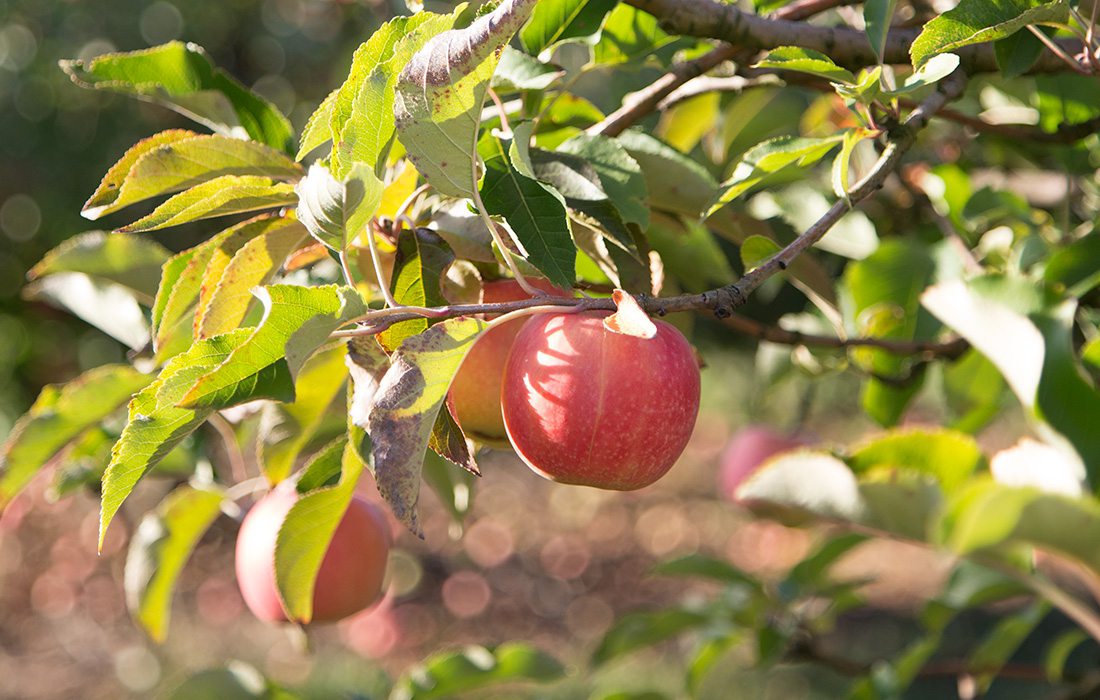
left=588, top=0, right=859, bottom=137
left=721, top=313, right=969, bottom=359
left=207, top=413, right=248, bottom=485
left=366, top=220, right=398, bottom=308
left=626, top=0, right=1083, bottom=74
left=1028, top=25, right=1090, bottom=74
left=338, top=249, right=358, bottom=289
left=487, top=87, right=512, bottom=135
left=392, top=182, right=431, bottom=234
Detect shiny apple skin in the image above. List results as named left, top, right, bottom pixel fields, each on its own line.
left=501, top=310, right=701, bottom=490
left=235, top=490, right=390, bottom=624
left=447, top=278, right=566, bottom=444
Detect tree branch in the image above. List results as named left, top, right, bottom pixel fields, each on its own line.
left=588, top=0, right=859, bottom=137
left=625, top=0, right=1082, bottom=74
left=337, top=74, right=966, bottom=336
left=720, top=313, right=969, bottom=359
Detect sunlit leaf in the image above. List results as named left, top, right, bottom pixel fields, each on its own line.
left=519, top=0, right=616, bottom=56
left=179, top=285, right=366, bottom=410
left=125, top=483, right=225, bottom=641
left=118, top=176, right=297, bottom=233
left=754, top=46, right=856, bottom=84
left=709, top=135, right=843, bottom=216
left=910, top=0, right=1068, bottom=68
left=28, top=230, right=171, bottom=302
left=367, top=317, right=486, bottom=535
left=0, top=365, right=153, bottom=508
left=258, top=344, right=349, bottom=484
left=60, top=41, right=294, bottom=152
left=296, top=162, right=384, bottom=252
left=392, top=643, right=564, bottom=700
left=394, top=0, right=537, bottom=198
left=83, top=133, right=302, bottom=220
left=24, top=272, right=151, bottom=350
left=100, top=329, right=254, bottom=549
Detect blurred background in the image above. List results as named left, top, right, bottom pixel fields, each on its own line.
left=0, top=1, right=1085, bottom=699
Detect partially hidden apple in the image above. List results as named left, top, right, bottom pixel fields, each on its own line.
left=235, top=488, right=390, bottom=623
left=719, top=425, right=809, bottom=500
left=501, top=310, right=701, bottom=490
left=447, top=277, right=567, bottom=445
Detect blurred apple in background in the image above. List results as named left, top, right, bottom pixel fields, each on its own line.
left=719, top=425, right=811, bottom=500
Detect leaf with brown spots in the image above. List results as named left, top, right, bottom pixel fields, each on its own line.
left=378, top=227, right=455, bottom=352
left=367, top=317, right=486, bottom=535
left=394, top=0, right=539, bottom=199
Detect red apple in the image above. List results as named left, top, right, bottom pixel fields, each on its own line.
left=235, top=489, right=390, bottom=623
left=719, top=426, right=809, bottom=500
left=501, top=310, right=701, bottom=490
left=447, top=278, right=566, bottom=444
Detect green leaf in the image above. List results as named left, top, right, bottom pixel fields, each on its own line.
left=528, top=148, right=638, bottom=255
left=654, top=554, right=761, bottom=589
left=848, top=427, right=985, bottom=493
left=519, top=0, right=617, bottom=55
left=922, top=275, right=1100, bottom=481
left=296, top=163, right=384, bottom=252
left=379, top=228, right=456, bottom=351
left=0, top=365, right=153, bottom=508
left=394, top=0, right=537, bottom=199
left=967, top=600, right=1048, bottom=692
left=558, top=133, right=649, bottom=231
left=124, top=483, right=224, bottom=641
left=787, top=533, right=869, bottom=587
left=944, top=349, right=1005, bottom=433
left=100, top=329, right=254, bottom=549
left=83, top=133, right=302, bottom=220
left=890, top=53, right=961, bottom=94
left=28, top=230, right=171, bottom=302
left=994, top=25, right=1049, bottom=78
left=910, top=0, right=1069, bottom=68
left=709, top=135, right=843, bottom=215
left=367, top=317, right=486, bottom=536
left=479, top=136, right=575, bottom=288
left=194, top=219, right=308, bottom=339
left=864, top=0, right=898, bottom=63
left=422, top=448, right=478, bottom=526
left=592, top=609, right=711, bottom=666
left=118, top=176, right=298, bottom=233
left=81, top=129, right=198, bottom=216
left=1036, top=74, right=1100, bottom=132
left=258, top=344, right=349, bottom=484
left=617, top=130, right=717, bottom=217
left=166, top=663, right=295, bottom=700
left=831, top=128, right=869, bottom=199
left=274, top=439, right=365, bottom=623
left=740, top=235, right=781, bottom=272
left=1044, top=233, right=1100, bottom=296
left=844, top=239, right=937, bottom=426
left=392, top=643, right=564, bottom=700
left=60, top=41, right=294, bottom=152
left=593, top=4, right=674, bottom=65
left=23, top=273, right=151, bottom=350
left=492, top=47, right=564, bottom=91
left=755, top=46, right=857, bottom=84
left=330, top=12, right=457, bottom=177
left=1044, top=629, right=1088, bottom=682
left=179, top=285, right=366, bottom=410
left=939, top=478, right=1100, bottom=574
left=297, top=88, right=338, bottom=161
left=646, top=214, right=735, bottom=293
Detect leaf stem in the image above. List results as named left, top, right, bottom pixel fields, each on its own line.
left=364, top=221, right=399, bottom=308
left=338, top=249, right=358, bottom=289
left=470, top=155, right=541, bottom=296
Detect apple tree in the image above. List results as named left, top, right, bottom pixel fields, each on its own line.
left=6, top=0, right=1100, bottom=696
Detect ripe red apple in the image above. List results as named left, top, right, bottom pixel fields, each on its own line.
left=447, top=277, right=566, bottom=444
left=501, top=310, right=701, bottom=490
left=235, top=489, right=390, bottom=624
left=719, top=425, right=809, bottom=500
